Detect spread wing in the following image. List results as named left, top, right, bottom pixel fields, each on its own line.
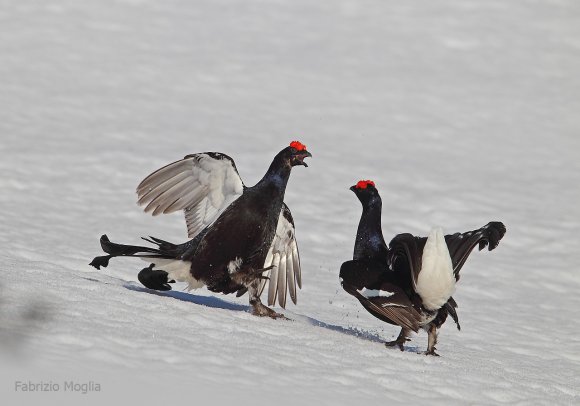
left=136, top=152, right=245, bottom=238
left=258, top=203, right=302, bottom=309
left=339, top=260, right=420, bottom=332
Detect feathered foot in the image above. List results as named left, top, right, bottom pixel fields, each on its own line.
left=424, top=324, right=440, bottom=356
left=251, top=301, right=287, bottom=319
left=385, top=328, right=411, bottom=351
left=247, top=279, right=286, bottom=319
left=231, top=265, right=273, bottom=286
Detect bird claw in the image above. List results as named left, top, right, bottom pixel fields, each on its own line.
left=385, top=338, right=407, bottom=352
left=385, top=331, right=409, bottom=352
left=424, top=349, right=440, bottom=357
left=251, top=302, right=287, bottom=319
left=231, top=265, right=274, bottom=285
left=256, top=265, right=275, bottom=273
left=249, top=266, right=274, bottom=280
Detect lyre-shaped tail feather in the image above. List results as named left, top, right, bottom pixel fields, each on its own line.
left=89, top=234, right=179, bottom=270
left=445, top=221, right=506, bottom=280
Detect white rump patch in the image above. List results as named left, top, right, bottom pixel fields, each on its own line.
left=359, top=289, right=394, bottom=299
left=227, top=257, right=243, bottom=274
left=142, top=258, right=204, bottom=291
left=415, top=227, right=455, bottom=311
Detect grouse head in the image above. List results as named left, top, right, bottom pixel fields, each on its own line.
left=280, top=141, right=312, bottom=168
left=350, top=180, right=381, bottom=207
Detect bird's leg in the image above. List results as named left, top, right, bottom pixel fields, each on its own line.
left=425, top=324, right=440, bottom=356
left=385, top=328, right=411, bottom=351
left=254, top=265, right=274, bottom=279
left=230, top=265, right=272, bottom=286
left=247, top=279, right=286, bottom=319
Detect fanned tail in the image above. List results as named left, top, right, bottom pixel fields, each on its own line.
left=89, top=234, right=179, bottom=270
left=445, top=222, right=506, bottom=280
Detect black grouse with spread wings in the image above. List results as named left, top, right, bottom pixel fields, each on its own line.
left=91, top=141, right=311, bottom=318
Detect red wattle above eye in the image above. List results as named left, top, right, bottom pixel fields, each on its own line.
left=290, top=141, right=307, bottom=151
left=356, top=180, right=375, bottom=189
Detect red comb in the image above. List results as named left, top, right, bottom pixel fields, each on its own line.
left=290, top=141, right=307, bottom=151
left=355, top=180, right=375, bottom=189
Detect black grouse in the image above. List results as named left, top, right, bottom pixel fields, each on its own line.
left=90, top=141, right=312, bottom=318
left=340, top=180, right=506, bottom=355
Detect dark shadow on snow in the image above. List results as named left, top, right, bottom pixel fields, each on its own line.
left=122, top=282, right=420, bottom=352
left=296, top=314, right=385, bottom=343
left=123, top=283, right=249, bottom=312
left=298, top=315, right=421, bottom=353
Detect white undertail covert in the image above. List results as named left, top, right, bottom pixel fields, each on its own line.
left=415, top=227, right=455, bottom=311
left=146, top=259, right=205, bottom=291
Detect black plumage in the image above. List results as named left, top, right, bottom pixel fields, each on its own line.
left=340, top=180, right=506, bottom=355
left=90, top=142, right=311, bottom=318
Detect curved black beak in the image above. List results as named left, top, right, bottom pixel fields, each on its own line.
left=299, top=151, right=312, bottom=167
left=349, top=185, right=356, bottom=192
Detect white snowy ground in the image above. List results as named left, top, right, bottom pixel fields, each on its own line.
left=1, top=0, right=579, bottom=404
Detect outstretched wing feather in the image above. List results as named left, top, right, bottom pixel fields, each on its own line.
left=136, top=153, right=244, bottom=238
left=263, top=204, right=302, bottom=308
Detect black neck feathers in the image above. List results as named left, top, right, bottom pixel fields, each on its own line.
left=255, top=151, right=292, bottom=195
left=353, top=196, right=388, bottom=263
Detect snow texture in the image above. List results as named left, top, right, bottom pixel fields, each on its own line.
left=1, top=0, right=579, bottom=405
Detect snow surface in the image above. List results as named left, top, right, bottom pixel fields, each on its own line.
left=1, top=0, right=580, bottom=404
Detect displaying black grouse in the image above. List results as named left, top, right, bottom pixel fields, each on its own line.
left=90, top=141, right=312, bottom=318
left=340, top=180, right=506, bottom=355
